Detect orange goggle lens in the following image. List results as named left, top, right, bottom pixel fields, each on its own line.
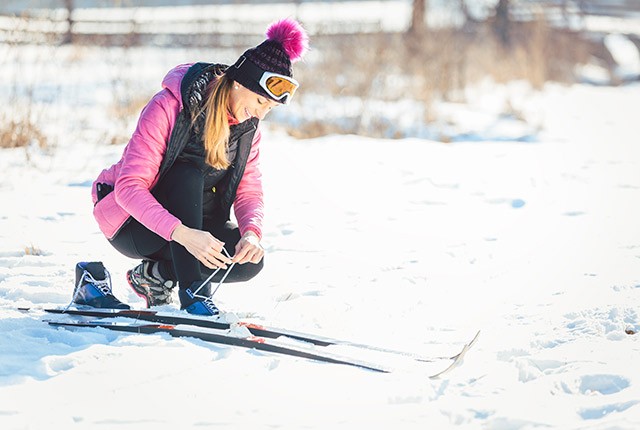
left=263, top=75, right=298, bottom=100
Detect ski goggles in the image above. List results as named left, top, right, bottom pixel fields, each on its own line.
left=231, top=56, right=299, bottom=104
left=259, top=72, right=299, bottom=103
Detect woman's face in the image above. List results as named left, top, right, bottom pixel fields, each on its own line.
left=228, top=82, right=279, bottom=123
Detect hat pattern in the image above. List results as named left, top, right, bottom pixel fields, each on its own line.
left=244, top=39, right=293, bottom=77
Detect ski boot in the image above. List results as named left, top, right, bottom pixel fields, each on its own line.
left=72, top=261, right=130, bottom=309
left=178, top=281, right=220, bottom=316
left=127, top=260, right=176, bottom=307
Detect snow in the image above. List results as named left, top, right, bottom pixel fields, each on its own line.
left=604, top=33, right=640, bottom=81
left=1, top=43, right=640, bottom=430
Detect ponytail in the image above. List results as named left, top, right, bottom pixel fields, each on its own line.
left=195, top=73, right=233, bottom=169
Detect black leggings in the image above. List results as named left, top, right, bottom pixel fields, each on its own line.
left=108, top=161, right=263, bottom=288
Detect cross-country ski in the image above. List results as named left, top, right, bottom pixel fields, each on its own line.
left=44, top=316, right=480, bottom=377
left=31, top=306, right=478, bottom=363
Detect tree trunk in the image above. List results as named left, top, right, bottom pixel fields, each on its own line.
left=410, top=0, right=427, bottom=35
left=494, top=0, right=511, bottom=48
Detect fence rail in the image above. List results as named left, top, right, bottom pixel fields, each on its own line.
left=1, top=1, right=639, bottom=46
left=0, top=1, right=403, bottom=46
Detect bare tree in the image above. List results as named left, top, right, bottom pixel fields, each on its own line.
left=409, top=0, right=428, bottom=35
left=493, top=0, right=511, bottom=48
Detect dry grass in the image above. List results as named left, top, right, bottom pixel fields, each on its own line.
left=107, top=91, right=150, bottom=145
left=24, top=243, right=45, bottom=256
left=292, top=17, right=592, bottom=138
left=0, top=12, right=597, bottom=145
left=104, top=45, right=153, bottom=146
left=286, top=121, right=355, bottom=140
left=0, top=114, right=48, bottom=149
left=0, top=28, right=55, bottom=150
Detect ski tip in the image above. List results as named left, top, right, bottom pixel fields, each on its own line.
left=428, top=330, right=481, bottom=380
left=469, top=330, right=481, bottom=346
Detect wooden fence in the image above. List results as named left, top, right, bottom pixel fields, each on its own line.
left=0, top=2, right=401, bottom=46
left=1, top=1, right=639, bottom=47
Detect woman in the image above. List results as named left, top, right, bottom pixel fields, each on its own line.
left=74, top=19, right=309, bottom=316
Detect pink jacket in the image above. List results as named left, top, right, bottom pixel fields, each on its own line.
left=92, top=64, right=264, bottom=241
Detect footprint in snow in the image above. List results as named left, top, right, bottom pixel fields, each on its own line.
left=484, top=198, right=526, bottom=208
left=579, top=374, right=630, bottom=396
left=564, top=306, right=638, bottom=338
left=579, top=400, right=639, bottom=420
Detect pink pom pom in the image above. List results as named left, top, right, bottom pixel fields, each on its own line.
left=266, top=18, right=309, bottom=63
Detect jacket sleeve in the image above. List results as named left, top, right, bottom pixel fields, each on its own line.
left=233, top=126, right=264, bottom=239
left=113, top=90, right=182, bottom=241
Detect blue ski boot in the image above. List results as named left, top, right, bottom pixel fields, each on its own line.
left=72, top=261, right=130, bottom=309
left=178, top=281, right=220, bottom=316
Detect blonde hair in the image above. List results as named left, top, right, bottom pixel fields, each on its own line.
left=194, top=73, right=233, bottom=170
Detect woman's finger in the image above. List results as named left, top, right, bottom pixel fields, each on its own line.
left=233, top=246, right=250, bottom=264
left=200, top=255, right=218, bottom=269
left=251, top=249, right=264, bottom=264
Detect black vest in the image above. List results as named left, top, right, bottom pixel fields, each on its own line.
left=156, top=62, right=259, bottom=224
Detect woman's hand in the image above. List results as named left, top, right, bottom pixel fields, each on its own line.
left=233, top=231, right=264, bottom=264
left=171, top=224, right=232, bottom=269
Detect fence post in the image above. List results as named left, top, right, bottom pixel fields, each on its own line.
left=62, top=0, right=74, bottom=44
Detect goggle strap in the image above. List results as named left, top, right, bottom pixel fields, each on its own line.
left=233, top=55, right=247, bottom=69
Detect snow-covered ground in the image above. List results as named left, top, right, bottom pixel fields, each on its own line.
left=1, top=40, right=639, bottom=429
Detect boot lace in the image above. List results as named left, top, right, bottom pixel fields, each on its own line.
left=65, top=268, right=113, bottom=311
left=188, top=288, right=220, bottom=315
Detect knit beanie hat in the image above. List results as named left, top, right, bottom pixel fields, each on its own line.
left=225, top=19, right=309, bottom=104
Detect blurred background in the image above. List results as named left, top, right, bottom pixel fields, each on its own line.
left=1, top=0, right=639, bottom=150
